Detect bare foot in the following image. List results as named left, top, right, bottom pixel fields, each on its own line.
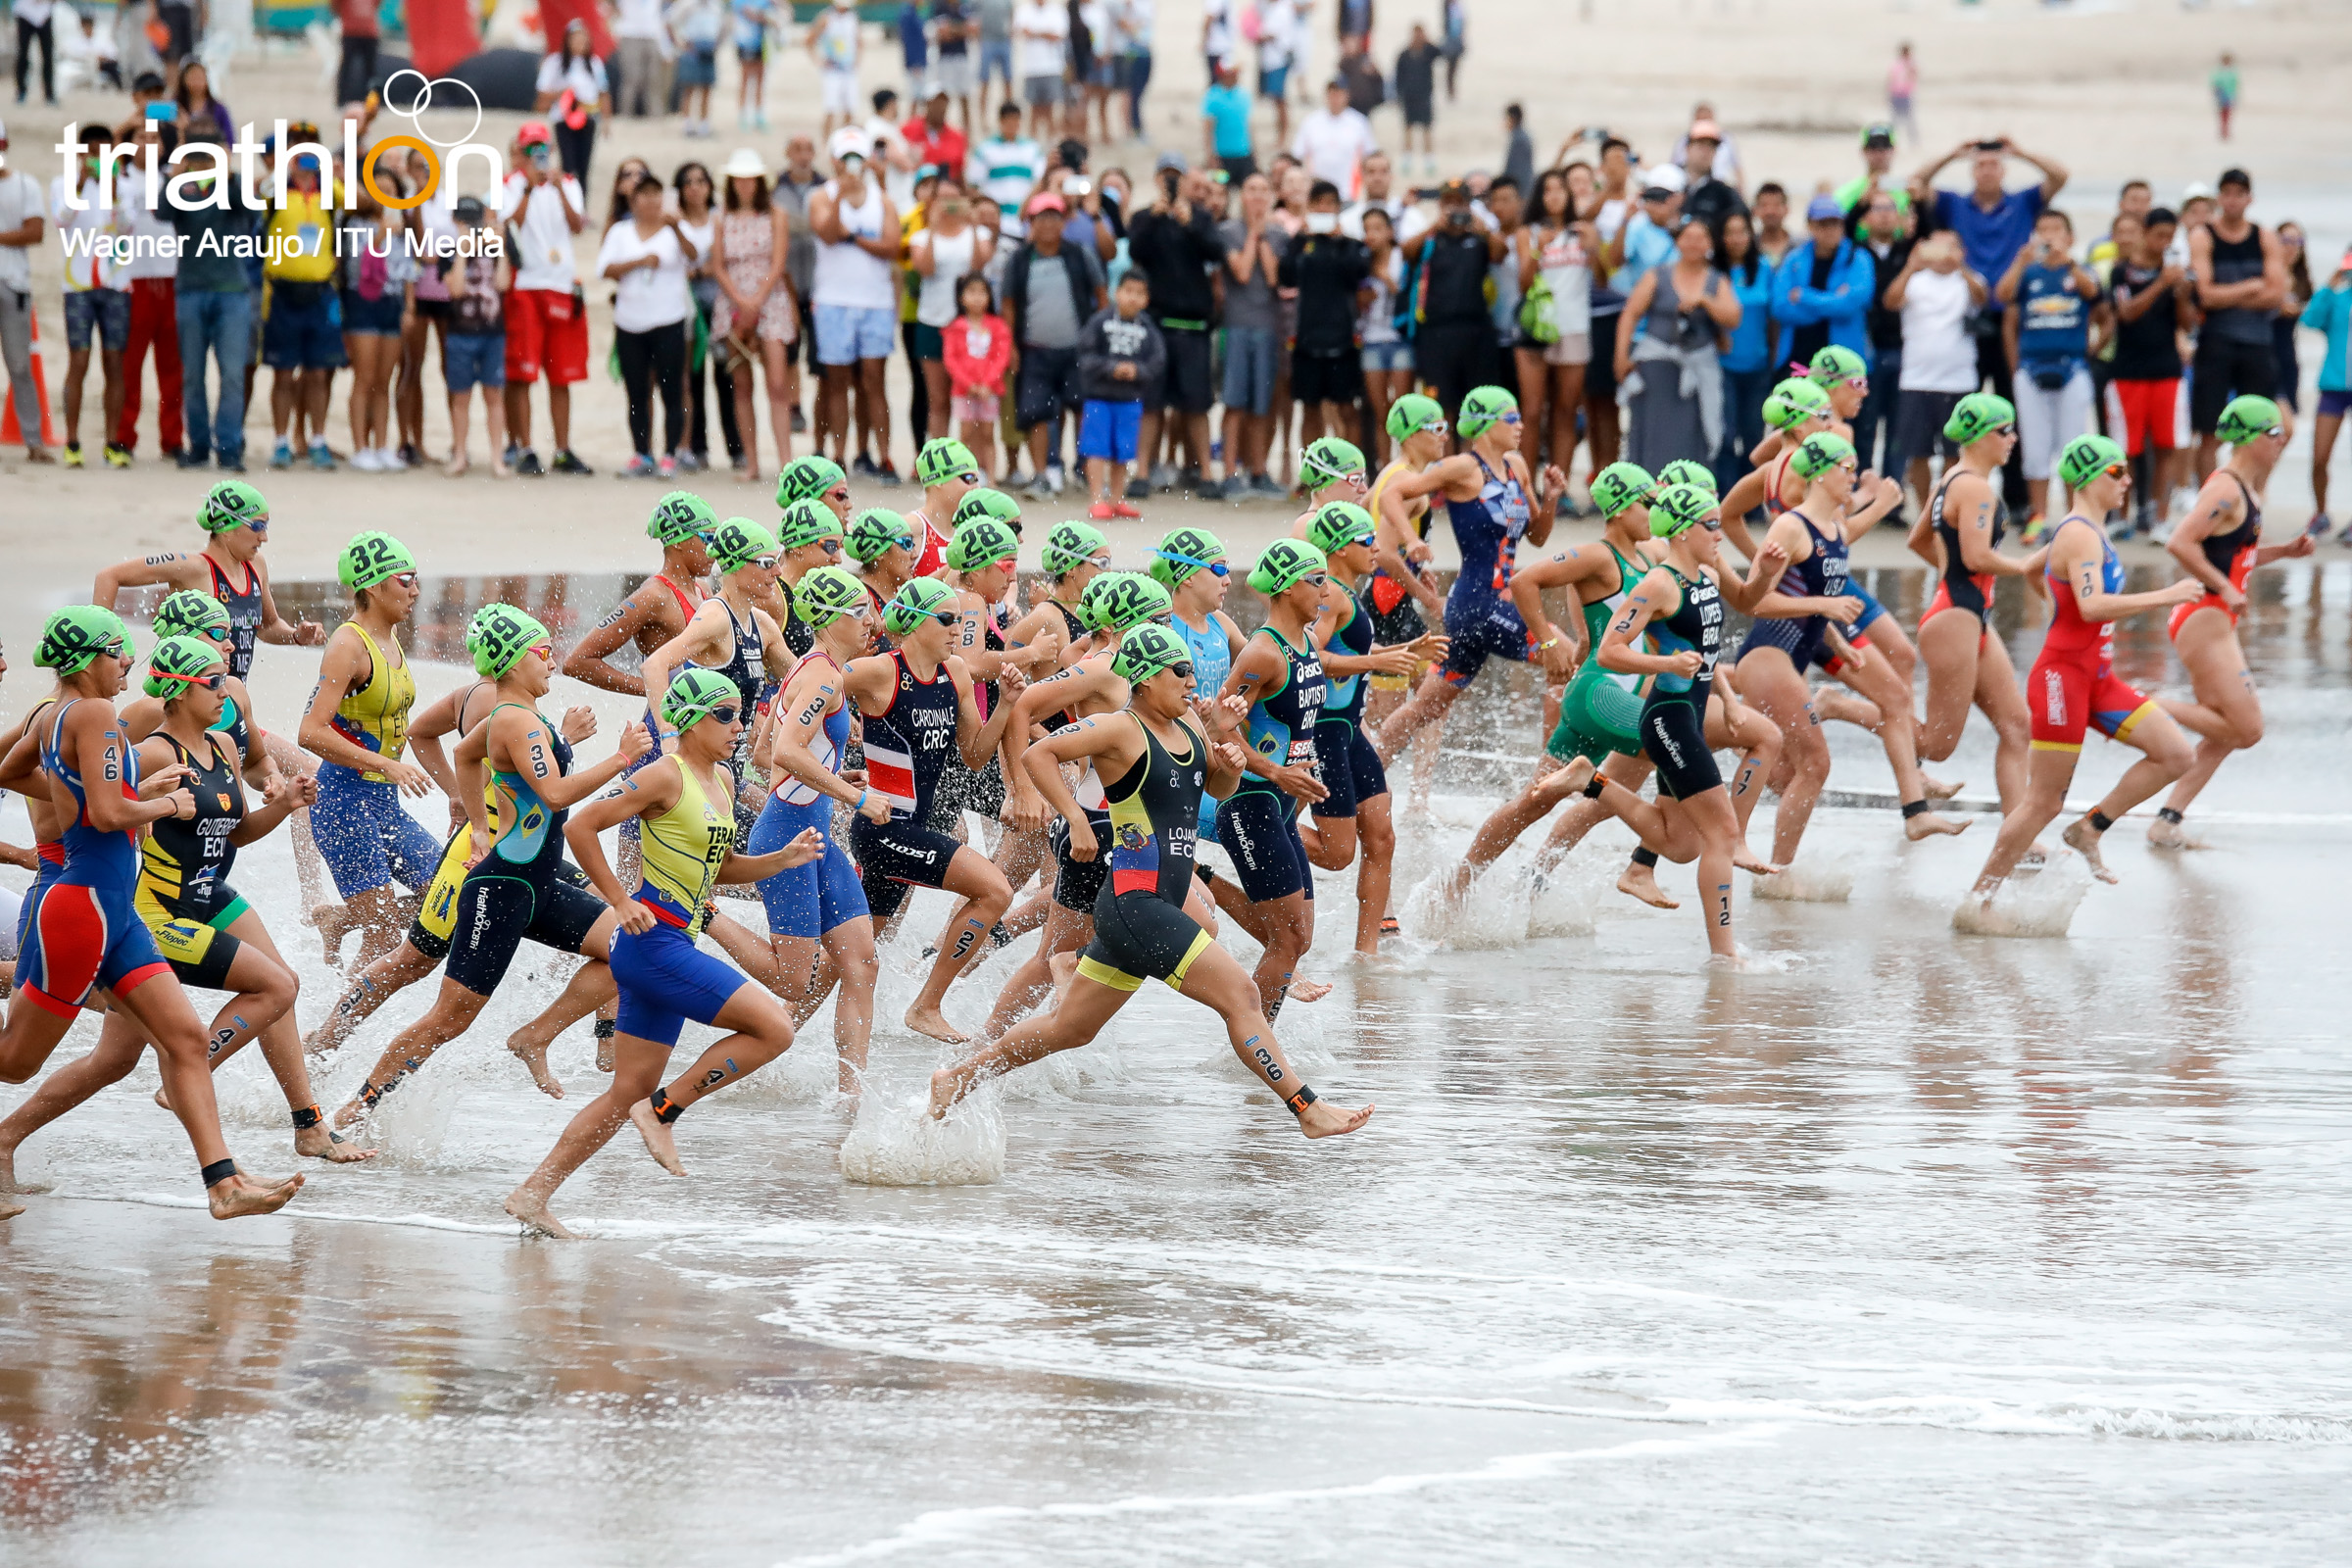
left=595, top=1029, right=616, bottom=1072
left=1733, top=845, right=1781, bottom=875
left=2020, top=841, right=2051, bottom=869
left=2062, top=817, right=2119, bottom=884
left=926, top=1067, right=959, bottom=1120
left=492, top=460, right=514, bottom=478
left=0, top=1143, right=48, bottom=1196
left=208, top=1171, right=304, bottom=1219
left=904, top=1004, right=970, bottom=1045
left=505, top=1190, right=574, bottom=1239
left=307, top=903, right=351, bottom=966
left=1298, top=1100, right=1375, bottom=1139
left=1616, top=863, right=1680, bottom=908
left=1552, top=756, right=1597, bottom=798
left=295, top=1126, right=378, bottom=1163
left=1290, top=978, right=1333, bottom=1004
left=154, top=1087, right=172, bottom=1113
left=1903, top=809, right=1970, bottom=841
left=1, top=1198, right=22, bottom=1219
left=2146, top=816, right=2207, bottom=851
left=1923, top=773, right=1965, bottom=800
left=509, top=1032, right=564, bottom=1099
left=443, top=457, right=468, bottom=478
left=630, top=1099, right=687, bottom=1175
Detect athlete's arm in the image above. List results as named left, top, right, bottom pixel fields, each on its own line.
left=498, top=704, right=650, bottom=812
left=561, top=587, right=666, bottom=697
left=1717, top=466, right=1775, bottom=561
left=1389, top=453, right=1477, bottom=505
left=297, top=627, right=431, bottom=790
left=771, top=663, right=888, bottom=821
left=948, top=654, right=1022, bottom=770
left=1743, top=517, right=1845, bottom=620
left=640, top=602, right=732, bottom=749
left=404, top=679, right=479, bottom=804
left=2053, top=521, right=2203, bottom=624
left=2163, top=480, right=2246, bottom=605
left=717, top=820, right=824, bottom=882
left=564, top=764, right=684, bottom=931
left=1595, top=572, right=1689, bottom=680
left=251, top=558, right=323, bottom=646
left=234, top=743, right=317, bottom=844
left=1949, top=477, right=2040, bottom=578
left=453, top=710, right=497, bottom=851
left=1004, top=661, right=1111, bottom=830
left=1839, top=473, right=1905, bottom=544
left=72, top=705, right=192, bottom=832
left=223, top=675, right=280, bottom=785
left=1744, top=427, right=1788, bottom=469
left=1509, top=547, right=1601, bottom=678
left=0, top=726, right=45, bottom=800
left=1519, top=454, right=1566, bottom=548
left=90, top=551, right=204, bottom=609
left=1722, top=539, right=1795, bottom=615
left=2255, top=534, right=2318, bottom=568
left=1018, top=715, right=1149, bottom=860
left=1217, top=635, right=1328, bottom=803
left=951, top=592, right=1013, bottom=680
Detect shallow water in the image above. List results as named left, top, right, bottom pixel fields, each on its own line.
left=4, top=566, right=2350, bottom=1564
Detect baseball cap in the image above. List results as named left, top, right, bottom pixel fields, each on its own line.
left=1027, top=191, right=1067, bottom=217
left=1154, top=151, right=1189, bottom=174
left=1688, top=119, right=1723, bottom=142
left=1806, top=194, right=1844, bottom=223
left=2218, top=167, right=2252, bottom=191
left=454, top=194, right=486, bottom=221
left=516, top=120, right=553, bottom=147
left=827, top=126, right=871, bottom=163
left=2181, top=179, right=2216, bottom=202
left=1861, top=122, right=1896, bottom=150
left=1642, top=165, right=1686, bottom=197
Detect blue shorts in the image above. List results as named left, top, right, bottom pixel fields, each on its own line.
left=341, top=288, right=405, bottom=337
left=15, top=876, right=171, bottom=1019
left=63, top=287, right=130, bottom=354
left=1221, top=324, right=1278, bottom=416
left=1309, top=721, right=1388, bottom=818
left=980, top=37, right=1013, bottom=84
left=313, top=763, right=445, bottom=898
left=1843, top=580, right=1887, bottom=633
left=1259, top=65, right=1291, bottom=100
left=813, top=303, right=896, bottom=366
left=444, top=330, right=506, bottom=392
left=15, top=855, right=58, bottom=956
left=1360, top=341, right=1414, bottom=373
left=676, top=43, right=718, bottom=87
left=612, top=918, right=749, bottom=1048
left=264, top=288, right=348, bottom=369
left=1079, top=398, right=1143, bottom=462
left=751, top=793, right=869, bottom=940
left=1215, top=789, right=1316, bottom=905
left=1439, top=588, right=1531, bottom=687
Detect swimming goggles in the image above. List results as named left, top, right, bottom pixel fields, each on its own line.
left=1152, top=550, right=1231, bottom=577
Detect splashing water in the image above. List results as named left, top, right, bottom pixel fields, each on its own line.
left=1950, top=853, right=2093, bottom=938
left=838, top=1089, right=1006, bottom=1186
left=1752, top=855, right=1855, bottom=903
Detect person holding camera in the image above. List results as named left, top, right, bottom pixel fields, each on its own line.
left=1409, top=180, right=1504, bottom=427
left=1884, top=230, right=1987, bottom=514
left=497, top=122, right=593, bottom=477
left=1996, top=209, right=2103, bottom=526
left=1124, top=154, right=1223, bottom=493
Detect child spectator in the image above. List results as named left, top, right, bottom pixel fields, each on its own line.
left=1075, top=269, right=1162, bottom=518
left=944, top=272, right=1012, bottom=478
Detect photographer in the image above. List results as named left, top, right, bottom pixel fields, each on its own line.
left=497, top=122, right=592, bottom=476
left=1408, top=180, right=1503, bottom=426
left=1124, top=152, right=1223, bottom=493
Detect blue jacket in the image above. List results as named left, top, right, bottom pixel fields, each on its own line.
left=1721, top=261, right=1775, bottom=373
left=1769, top=239, right=1875, bottom=367
left=2301, top=281, right=2352, bottom=393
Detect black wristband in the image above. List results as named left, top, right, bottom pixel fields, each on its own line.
left=200, top=1158, right=238, bottom=1191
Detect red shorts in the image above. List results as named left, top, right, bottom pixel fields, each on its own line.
left=2107, top=378, right=2180, bottom=458
left=2027, top=654, right=2155, bottom=753
left=504, top=287, right=589, bottom=385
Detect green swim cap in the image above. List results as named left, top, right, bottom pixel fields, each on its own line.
left=776, top=499, right=846, bottom=553
left=1807, top=345, right=1869, bottom=385
left=952, top=487, right=1024, bottom=532
left=1649, top=484, right=1717, bottom=539
left=1299, top=436, right=1367, bottom=492
left=1590, top=462, right=1659, bottom=519
left=1944, top=392, right=2017, bottom=446
left=1110, top=621, right=1192, bottom=685
left=143, top=633, right=226, bottom=699
left=1385, top=392, right=1446, bottom=444
left=662, top=666, right=742, bottom=732
left=2216, top=394, right=2284, bottom=446
left=37, top=605, right=130, bottom=675
left=793, top=564, right=870, bottom=628
left=1247, top=538, right=1329, bottom=597
left=1149, top=525, right=1227, bottom=589
left=710, top=517, right=780, bottom=574
left=338, top=530, right=416, bottom=592
left=775, top=454, right=848, bottom=510
left=1456, top=385, right=1519, bottom=439
left=945, top=517, right=1019, bottom=572
left=1762, top=377, right=1833, bottom=431
left=846, top=508, right=917, bottom=564
left=1307, top=501, right=1376, bottom=556
left=1656, top=459, right=1718, bottom=497
left=882, top=575, right=958, bottom=636
left=1790, top=432, right=1858, bottom=482
left=2058, top=432, right=2130, bottom=491
left=1042, top=519, right=1109, bottom=576
left=466, top=602, right=551, bottom=679
left=199, top=478, right=269, bottom=534
left=914, top=436, right=980, bottom=488
left=648, top=490, right=718, bottom=545
left=1077, top=571, right=1172, bottom=633
left=152, top=589, right=232, bottom=644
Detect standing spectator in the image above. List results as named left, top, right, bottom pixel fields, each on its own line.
left=863, top=90, right=919, bottom=211
left=669, top=0, right=723, bottom=138
left=1854, top=189, right=1916, bottom=477
left=1604, top=164, right=1681, bottom=294
left=2276, top=221, right=2312, bottom=414
left=1341, top=151, right=1426, bottom=244
left=440, top=195, right=513, bottom=478
left=1123, top=156, right=1222, bottom=492
left=1712, top=210, right=1772, bottom=492
left=2210, top=52, right=2238, bottom=141
left=54, top=126, right=126, bottom=469
left=1671, top=102, right=1745, bottom=195
left=1201, top=60, right=1254, bottom=184
left=115, top=118, right=182, bottom=464
left=968, top=99, right=1045, bottom=239
left=1886, top=41, right=1918, bottom=146
left=2106, top=207, right=2194, bottom=533
left=1393, top=24, right=1438, bottom=178
left=65, top=11, right=122, bottom=93
left=598, top=172, right=698, bottom=476
left=332, top=0, right=378, bottom=106
left=1912, top=135, right=2069, bottom=508
left=1112, top=0, right=1152, bottom=139
left=151, top=0, right=197, bottom=89
left=1885, top=231, right=1988, bottom=511
left=1280, top=179, right=1368, bottom=457
left=808, top=129, right=903, bottom=482
left=392, top=148, right=446, bottom=468
left=15, top=0, right=57, bottom=106
left=776, top=134, right=822, bottom=431
left=945, top=272, right=1011, bottom=476
left=1835, top=123, right=1907, bottom=222
left=910, top=175, right=993, bottom=439
left=535, top=22, right=612, bottom=182
left=1410, top=180, right=1503, bottom=422
left=1076, top=269, right=1162, bottom=517
left=976, top=0, right=1015, bottom=122
left=1514, top=168, right=1594, bottom=473
left=1750, top=180, right=1792, bottom=267
left=2300, top=246, right=2352, bottom=539
left=1291, top=78, right=1376, bottom=201
left=1004, top=191, right=1104, bottom=494
left=932, top=0, right=974, bottom=131
left=1499, top=104, right=1533, bottom=203
left=1219, top=172, right=1288, bottom=498
left=0, top=116, right=51, bottom=463
left=1256, top=0, right=1299, bottom=145
left=339, top=177, right=418, bottom=473
left=611, top=0, right=676, bottom=120
left=1484, top=175, right=1526, bottom=397
left=263, top=141, right=341, bottom=471
left=172, top=60, right=233, bottom=143
left=1337, top=33, right=1384, bottom=118
left=1338, top=0, right=1372, bottom=45
left=1680, top=121, right=1744, bottom=234
left=1440, top=0, right=1466, bottom=101
left=1074, top=0, right=1114, bottom=145
left=1012, top=0, right=1066, bottom=141
left=1996, top=209, right=2100, bottom=524
left=903, top=85, right=970, bottom=182
left=1771, top=194, right=1872, bottom=370
left=673, top=160, right=741, bottom=472
left=499, top=122, right=593, bottom=477
left=809, top=0, right=863, bottom=139
left=1357, top=206, right=1410, bottom=459
left=732, top=0, right=776, bottom=132
left=898, top=0, right=931, bottom=110
left=710, top=148, right=800, bottom=480
left=1615, top=216, right=1737, bottom=474
left=1201, top=0, right=1236, bottom=73
left=163, top=129, right=253, bottom=472
left=2188, top=168, right=2285, bottom=479
left=2091, top=179, right=2152, bottom=268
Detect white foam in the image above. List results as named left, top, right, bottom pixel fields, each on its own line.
left=1704, top=946, right=1808, bottom=975
left=838, top=1089, right=1004, bottom=1187
left=1527, top=861, right=1600, bottom=938
left=1750, top=856, right=1854, bottom=903
left=1952, top=854, right=2094, bottom=938
left=1399, top=862, right=1531, bottom=949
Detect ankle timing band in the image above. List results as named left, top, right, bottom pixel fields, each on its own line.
left=1630, top=847, right=1659, bottom=868
left=1901, top=800, right=1929, bottom=819
left=1583, top=774, right=1607, bottom=800
left=594, top=1017, right=617, bottom=1040
left=1284, top=1085, right=1319, bottom=1115
left=200, top=1159, right=238, bottom=1191
left=2088, top=809, right=2114, bottom=833
left=291, top=1104, right=322, bottom=1130
left=2157, top=808, right=2182, bottom=824
left=650, top=1088, right=684, bottom=1125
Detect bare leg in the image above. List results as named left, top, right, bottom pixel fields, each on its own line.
left=508, top=956, right=618, bottom=1100
left=331, top=979, right=490, bottom=1130
left=114, top=973, right=305, bottom=1217
left=983, top=902, right=1092, bottom=1041
left=1375, top=668, right=1461, bottom=765
left=304, top=939, right=437, bottom=1056
left=1736, top=650, right=1832, bottom=866
left=2151, top=616, right=2261, bottom=843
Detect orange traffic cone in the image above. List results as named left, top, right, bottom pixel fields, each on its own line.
left=2, top=307, right=60, bottom=450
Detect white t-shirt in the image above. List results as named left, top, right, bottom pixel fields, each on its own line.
left=814, top=1, right=860, bottom=70
left=1898, top=268, right=1980, bottom=393
left=120, top=171, right=177, bottom=280
left=499, top=171, right=587, bottom=293
left=1290, top=109, right=1377, bottom=199
left=597, top=219, right=693, bottom=332
left=612, top=0, right=672, bottom=47
left=50, top=173, right=123, bottom=292
left=0, top=171, right=47, bottom=293
left=1341, top=196, right=1427, bottom=246
left=536, top=52, right=611, bottom=104
left=1258, top=0, right=1298, bottom=70
left=1202, top=0, right=1234, bottom=65
left=1013, top=1, right=1067, bottom=76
